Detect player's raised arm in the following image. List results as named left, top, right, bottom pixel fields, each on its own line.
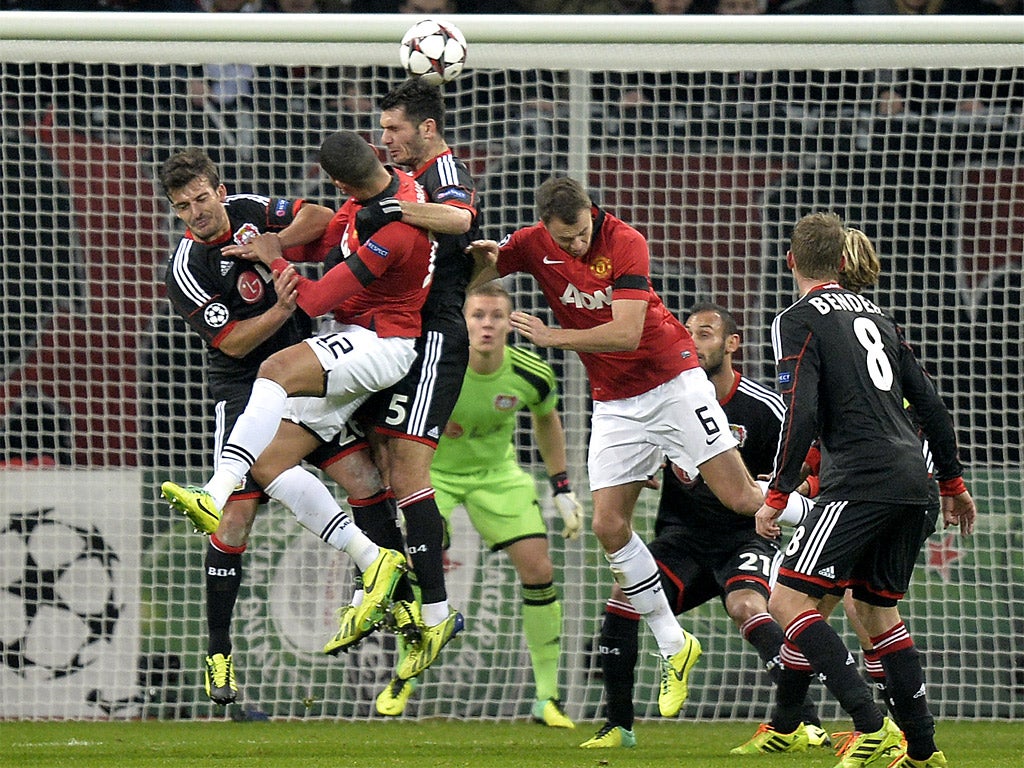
left=466, top=239, right=500, bottom=287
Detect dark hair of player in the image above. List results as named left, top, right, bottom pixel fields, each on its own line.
left=379, top=78, right=447, bottom=134
left=318, top=131, right=382, bottom=187
left=158, top=147, right=220, bottom=199
left=686, top=301, right=739, bottom=338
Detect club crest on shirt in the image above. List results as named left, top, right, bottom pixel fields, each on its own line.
left=233, top=222, right=260, bottom=245
left=443, top=421, right=464, bottom=439
left=493, top=394, right=519, bottom=411
left=589, top=255, right=612, bottom=279
left=729, top=423, right=748, bottom=447
left=237, top=270, right=265, bottom=303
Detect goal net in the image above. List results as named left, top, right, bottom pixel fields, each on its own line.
left=0, top=12, right=1020, bottom=723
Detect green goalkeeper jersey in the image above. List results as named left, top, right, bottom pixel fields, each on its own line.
left=432, top=345, right=559, bottom=476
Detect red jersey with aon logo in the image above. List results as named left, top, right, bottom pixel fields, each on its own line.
left=495, top=206, right=700, bottom=401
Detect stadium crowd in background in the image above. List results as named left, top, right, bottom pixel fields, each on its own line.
left=2, top=0, right=1020, bottom=12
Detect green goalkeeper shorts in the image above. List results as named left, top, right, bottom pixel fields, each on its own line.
left=432, top=463, right=547, bottom=551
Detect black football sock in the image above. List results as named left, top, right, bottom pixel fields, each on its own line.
left=599, top=606, right=640, bottom=730
left=785, top=611, right=882, bottom=733
left=771, top=640, right=815, bottom=733
left=742, top=614, right=821, bottom=729
left=398, top=489, right=447, bottom=607
left=206, top=535, right=244, bottom=657
left=351, top=489, right=414, bottom=602
left=876, top=625, right=937, bottom=760
left=863, top=648, right=894, bottom=720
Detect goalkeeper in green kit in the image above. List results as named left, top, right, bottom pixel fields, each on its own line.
left=428, top=280, right=583, bottom=728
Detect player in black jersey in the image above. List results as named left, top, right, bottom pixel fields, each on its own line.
left=325, top=79, right=483, bottom=712
left=159, top=148, right=399, bottom=707
left=813, top=225, right=977, bottom=768
left=757, top=213, right=976, bottom=768
left=581, top=304, right=826, bottom=751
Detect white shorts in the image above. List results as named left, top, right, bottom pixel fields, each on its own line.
left=587, top=367, right=738, bottom=492
left=283, top=324, right=417, bottom=443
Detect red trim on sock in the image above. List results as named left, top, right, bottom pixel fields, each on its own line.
left=780, top=639, right=813, bottom=671
left=740, top=612, right=775, bottom=640
left=210, top=534, right=246, bottom=555
left=398, top=488, right=435, bottom=508
left=784, top=610, right=825, bottom=642
left=605, top=599, right=641, bottom=621
left=348, top=487, right=394, bottom=507
left=870, top=621, right=914, bottom=656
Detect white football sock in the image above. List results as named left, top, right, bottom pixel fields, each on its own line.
left=606, top=531, right=685, bottom=657
left=205, top=378, right=288, bottom=507
left=265, top=466, right=379, bottom=571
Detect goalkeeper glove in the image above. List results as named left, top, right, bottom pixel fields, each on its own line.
left=550, top=472, right=583, bottom=541
left=355, top=197, right=402, bottom=245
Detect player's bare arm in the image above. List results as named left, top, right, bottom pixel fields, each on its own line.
left=398, top=199, right=472, bottom=235
left=278, top=202, right=334, bottom=248
left=510, top=298, right=646, bottom=353
left=217, top=265, right=300, bottom=358
left=466, top=239, right=500, bottom=288
left=531, top=408, right=568, bottom=478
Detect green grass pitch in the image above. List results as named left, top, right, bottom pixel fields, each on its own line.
left=1, top=719, right=1018, bottom=768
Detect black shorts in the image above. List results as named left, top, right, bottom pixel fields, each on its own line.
left=361, top=318, right=469, bottom=447
left=213, top=379, right=364, bottom=501
left=776, top=498, right=938, bottom=605
left=647, top=527, right=780, bottom=615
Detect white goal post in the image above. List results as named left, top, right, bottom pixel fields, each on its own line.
left=0, top=11, right=1020, bottom=724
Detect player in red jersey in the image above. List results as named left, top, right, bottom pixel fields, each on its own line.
left=468, top=177, right=765, bottom=717
left=323, top=80, right=481, bottom=703
left=163, top=132, right=443, bottom=655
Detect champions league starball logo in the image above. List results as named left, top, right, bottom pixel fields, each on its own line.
left=0, top=508, right=122, bottom=681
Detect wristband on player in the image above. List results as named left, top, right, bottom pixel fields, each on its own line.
left=804, top=474, right=820, bottom=498
left=549, top=471, right=571, bottom=496
left=938, top=476, right=968, bottom=497
left=804, top=443, right=822, bottom=475
left=765, top=488, right=790, bottom=511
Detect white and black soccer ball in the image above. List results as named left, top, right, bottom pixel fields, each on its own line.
left=0, top=509, right=122, bottom=680
left=399, top=18, right=467, bottom=86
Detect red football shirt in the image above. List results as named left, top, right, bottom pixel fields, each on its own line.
left=271, top=170, right=433, bottom=338
left=496, top=206, right=699, bottom=401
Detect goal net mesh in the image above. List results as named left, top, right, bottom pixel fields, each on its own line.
left=0, top=14, right=1020, bottom=722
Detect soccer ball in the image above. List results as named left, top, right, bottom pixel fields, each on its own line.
left=399, top=18, right=467, bottom=86
left=0, top=509, right=122, bottom=680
